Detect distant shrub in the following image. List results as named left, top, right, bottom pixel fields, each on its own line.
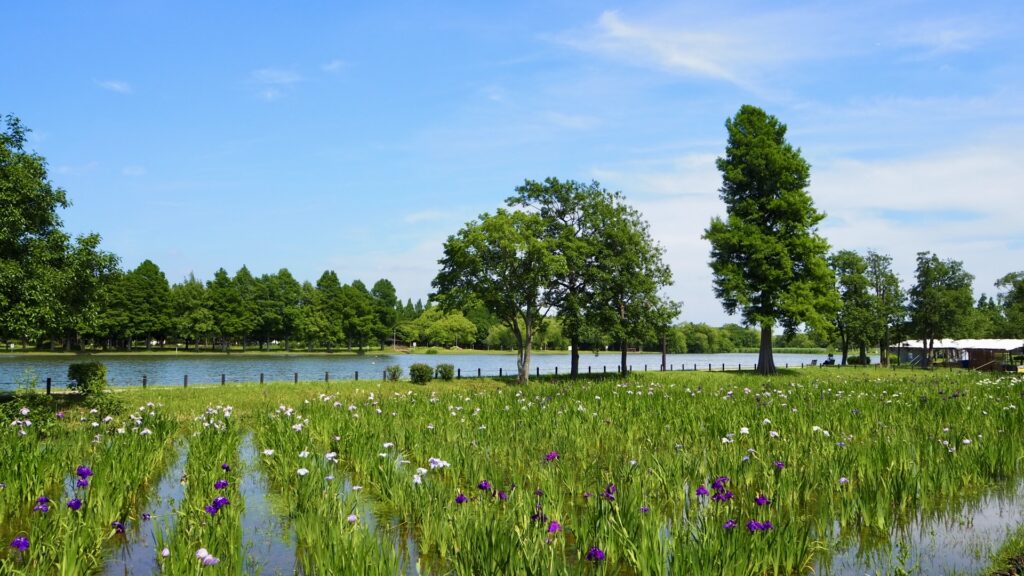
left=67, top=362, right=107, bottom=395
left=84, top=392, right=127, bottom=415
left=384, top=365, right=403, bottom=382
left=425, top=347, right=440, bottom=355
left=847, top=356, right=871, bottom=366
left=409, top=363, right=433, bottom=384
left=435, top=363, right=455, bottom=381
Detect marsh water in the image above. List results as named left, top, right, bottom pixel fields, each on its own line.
left=0, top=352, right=868, bottom=390
left=96, top=434, right=1022, bottom=575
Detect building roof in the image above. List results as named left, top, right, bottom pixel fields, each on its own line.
left=897, top=339, right=1024, bottom=351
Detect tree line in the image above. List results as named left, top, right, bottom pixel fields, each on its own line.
left=4, top=111, right=1022, bottom=378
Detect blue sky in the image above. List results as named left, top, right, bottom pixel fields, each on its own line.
left=4, top=1, right=1022, bottom=324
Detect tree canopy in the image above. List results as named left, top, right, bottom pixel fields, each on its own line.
left=703, top=105, right=838, bottom=374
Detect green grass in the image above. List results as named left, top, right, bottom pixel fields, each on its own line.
left=1, top=368, right=1023, bottom=574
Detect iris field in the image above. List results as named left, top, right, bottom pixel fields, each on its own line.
left=1, top=368, right=1023, bottom=575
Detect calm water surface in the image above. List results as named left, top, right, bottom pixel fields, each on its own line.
left=0, top=352, right=863, bottom=390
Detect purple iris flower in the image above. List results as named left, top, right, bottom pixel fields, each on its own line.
left=696, top=485, right=709, bottom=497
left=36, top=496, right=50, bottom=504
left=712, top=490, right=733, bottom=502
left=76, top=466, right=93, bottom=478
left=755, top=494, right=771, bottom=506
left=10, top=536, right=29, bottom=551
left=212, top=496, right=229, bottom=509
left=142, top=513, right=151, bottom=521
left=76, top=478, right=89, bottom=489
left=67, top=498, right=82, bottom=511
left=534, top=488, right=545, bottom=497
left=33, top=502, right=49, bottom=512
left=477, top=480, right=492, bottom=491
left=221, top=463, right=231, bottom=471
left=602, top=483, right=617, bottom=501
left=746, top=519, right=773, bottom=532
left=723, top=519, right=737, bottom=530
left=205, top=504, right=219, bottom=515
left=547, top=520, right=561, bottom=533
left=497, top=491, right=508, bottom=501
left=214, top=479, right=228, bottom=490
left=531, top=509, right=548, bottom=523
left=586, top=547, right=606, bottom=561
left=711, top=476, right=729, bottom=491
left=111, top=521, right=125, bottom=534
left=455, top=493, right=468, bottom=504
left=544, top=451, right=559, bottom=461
left=773, top=461, right=785, bottom=470
left=640, top=505, right=650, bottom=513
left=201, top=555, right=220, bottom=566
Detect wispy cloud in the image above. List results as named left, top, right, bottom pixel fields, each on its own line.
left=893, top=17, right=991, bottom=56
left=403, top=210, right=448, bottom=224
left=96, top=80, right=132, bottom=94
left=251, top=68, right=302, bottom=85
left=251, top=68, right=302, bottom=101
left=322, top=59, right=346, bottom=73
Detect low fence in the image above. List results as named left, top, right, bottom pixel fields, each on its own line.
left=3, top=360, right=911, bottom=394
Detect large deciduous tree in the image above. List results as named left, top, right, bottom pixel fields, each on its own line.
left=1, top=115, right=118, bottom=347
left=995, top=272, right=1024, bottom=338
left=864, top=251, right=905, bottom=365
left=908, top=251, right=974, bottom=364
left=829, top=250, right=873, bottom=365
left=433, top=209, right=565, bottom=384
left=506, top=177, right=677, bottom=376
left=703, top=105, right=838, bottom=375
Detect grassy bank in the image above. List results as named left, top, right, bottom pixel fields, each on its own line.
left=2, top=368, right=1022, bottom=574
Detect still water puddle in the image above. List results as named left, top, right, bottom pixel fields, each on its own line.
left=240, top=433, right=299, bottom=575
left=822, top=483, right=1024, bottom=575
left=103, top=441, right=186, bottom=575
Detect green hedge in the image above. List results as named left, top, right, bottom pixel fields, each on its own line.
left=67, top=362, right=107, bottom=395
left=409, top=363, right=433, bottom=384
left=435, top=363, right=455, bottom=381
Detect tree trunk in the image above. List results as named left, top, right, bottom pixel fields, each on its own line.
left=878, top=335, right=888, bottom=366
left=570, top=336, right=580, bottom=377
left=757, top=325, right=776, bottom=375
left=620, top=339, right=628, bottom=376
left=661, top=335, right=667, bottom=371
left=517, top=328, right=532, bottom=385
left=858, top=343, right=868, bottom=364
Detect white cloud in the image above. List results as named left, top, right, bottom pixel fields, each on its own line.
left=322, top=59, right=346, bottom=73
left=251, top=68, right=302, bottom=85
left=250, top=68, right=302, bottom=100
left=893, top=17, right=990, bottom=56
left=588, top=134, right=1024, bottom=324
left=403, top=210, right=448, bottom=224
left=96, top=80, right=132, bottom=94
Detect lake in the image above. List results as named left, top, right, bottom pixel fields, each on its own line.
left=0, top=351, right=862, bottom=390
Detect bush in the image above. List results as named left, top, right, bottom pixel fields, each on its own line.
left=435, top=363, right=455, bottom=381
left=425, top=347, right=440, bottom=355
left=847, top=356, right=872, bottom=366
left=67, top=362, right=107, bottom=395
left=409, top=363, right=433, bottom=384
left=384, top=365, right=403, bottom=382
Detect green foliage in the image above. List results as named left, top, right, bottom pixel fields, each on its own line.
left=435, top=363, right=455, bottom=381
left=66, top=361, right=107, bottom=395
left=0, top=115, right=117, bottom=346
left=384, top=364, right=403, bottom=381
left=908, top=252, right=974, bottom=361
left=425, top=347, right=439, bottom=354
left=703, top=105, right=839, bottom=373
left=408, top=363, right=433, bottom=384
left=82, top=390, right=128, bottom=415
left=433, top=208, right=566, bottom=384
